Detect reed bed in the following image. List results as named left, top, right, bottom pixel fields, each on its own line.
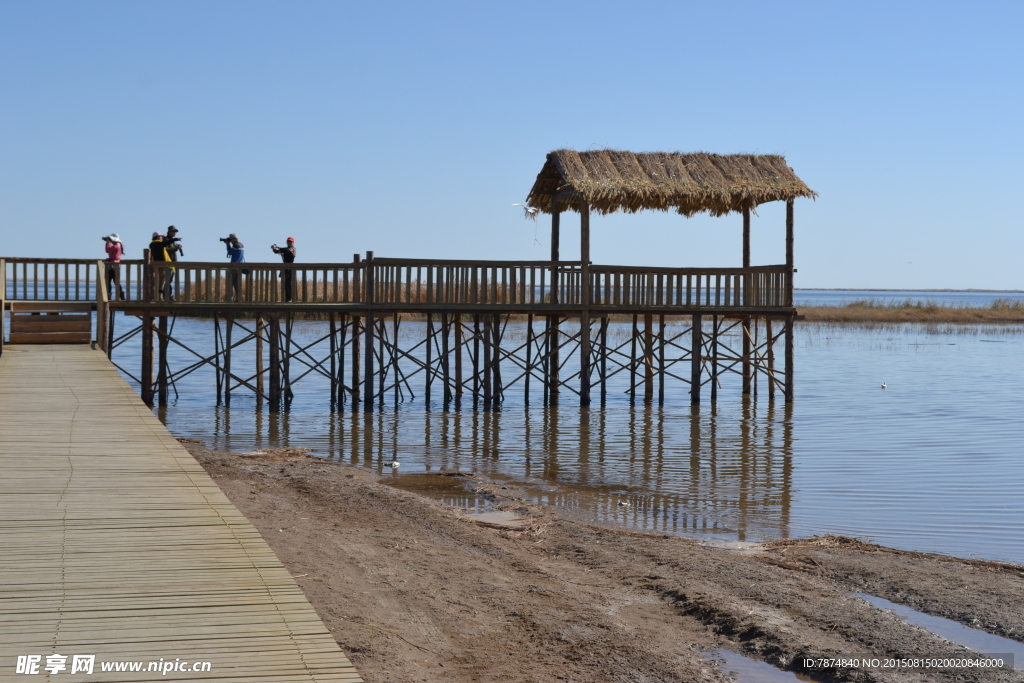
left=801, top=298, right=1024, bottom=323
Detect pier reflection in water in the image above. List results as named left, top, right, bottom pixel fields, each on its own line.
left=147, top=320, right=1024, bottom=564
left=163, top=399, right=794, bottom=543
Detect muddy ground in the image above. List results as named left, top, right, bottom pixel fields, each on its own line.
left=183, top=441, right=1024, bottom=683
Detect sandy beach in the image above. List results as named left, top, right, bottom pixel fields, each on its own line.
left=182, top=441, right=1024, bottom=683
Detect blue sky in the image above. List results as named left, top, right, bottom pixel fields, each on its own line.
left=2, top=1, right=1021, bottom=289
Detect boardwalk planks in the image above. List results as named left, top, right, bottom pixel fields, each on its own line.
left=0, top=345, right=362, bottom=682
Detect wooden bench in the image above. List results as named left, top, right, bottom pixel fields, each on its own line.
left=8, top=302, right=92, bottom=344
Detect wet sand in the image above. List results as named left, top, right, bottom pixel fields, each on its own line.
left=184, top=441, right=1024, bottom=682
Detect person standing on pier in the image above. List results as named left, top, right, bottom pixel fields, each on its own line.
left=162, top=226, right=183, bottom=299
left=148, top=232, right=173, bottom=301
left=102, top=234, right=125, bottom=300
left=271, top=237, right=296, bottom=301
left=220, top=233, right=245, bottom=301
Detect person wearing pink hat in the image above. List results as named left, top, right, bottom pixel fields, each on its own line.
left=102, top=233, right=125, bottom=300
left=271, top=237, right=297, bottom=301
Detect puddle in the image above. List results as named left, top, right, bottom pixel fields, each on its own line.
left=702, top=650, right=814, bottom=682
left=385, top=473, right=491, bottom=511
left=466, top=510, right=528, bottom=529
left=854, top=594, right=1021, bottom=669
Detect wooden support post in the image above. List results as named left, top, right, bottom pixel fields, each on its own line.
left=106, top=307, right=115, bottom=359
left=524, top=313, right=533, bottom=405
left=425, top=312, right=433, bottom=402
left=378, top=318, right=385, bottom=403
left=454, top=313, right=463, bottom=401
left=658, top=315, right=666, bottom=404
left=786, top=199, right=794, bottom=307
left=442, top=313, right=451, bottom=404
left=579, top=200, right=591, bottom=407
left=141, top=313, right=154, bottom=407
left=223, top=315, right=232, bottom=404
left=351, top=316, right=361, bottom=405
left=269, top=316, right=281, bottom=410
left=711, top=315, right=719, bottom=403
left=549, top=315, right=560, bottom=402
left=742, top=206, right=752, bottom=395
left=482, top=315, right=492, bottom=407
left=329, top=312, right=337, bottom=405
left=338, top=314, right=347, bottom=405
left=157, top=315, right=169, bottom=405
left=767, top=318, right=776, bottom=401
left=283, top=316, right=293, bottom=403
left=785, top=315, right=794, bottom=402
left=785, top=199, right=795, bottom=403
left=256, top=317, right=265, bottom=404
left=691, top=314, right=702, bottom=404
left=600, top=316, right=608, bottom=403
left=363, top=251, right=374, bottom=411
left=214, top=314, right=222, bottom=404
left=492, top=313, right=502, bottom=404
left=643, top=314, right=654, bottom=402
left=472, top=314, right=481, bottom=401
left=629, top=314, right=638, bottom=402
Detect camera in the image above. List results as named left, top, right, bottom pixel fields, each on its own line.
left=219, top=237, right=231, bottom=243
left=271, top=243, right=279, bottom=250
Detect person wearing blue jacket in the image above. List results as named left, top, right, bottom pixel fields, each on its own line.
left=220, top=233, right=245, bottom=300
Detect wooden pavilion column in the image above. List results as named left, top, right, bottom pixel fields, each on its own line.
left=785, top=199, right=795, bottom=402
left=742, top=206, right=752, bottom=396
left=579, top=200, right=591, bottom=406
left=363, top=251, right=375, bottom=411
left=548, top=198, right=560, bottom=402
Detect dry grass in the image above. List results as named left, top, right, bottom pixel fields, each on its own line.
left=526, top=149, right=816, bottom=217
left=801, top=298, right=1024, bottom=323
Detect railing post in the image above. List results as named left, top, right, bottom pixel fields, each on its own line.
left=363, top=251, right=374, bottom=411
left=0, top=258, right=5, bottom=355
left=142, top=249, right=153, bottom=302
left=95, top=260, right=108, bottom=354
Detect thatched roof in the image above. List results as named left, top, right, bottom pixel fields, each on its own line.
left=525, top=149, right=816, bottom=217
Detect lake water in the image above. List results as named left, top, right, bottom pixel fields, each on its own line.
left=99, top=310, right=1024, bottom=566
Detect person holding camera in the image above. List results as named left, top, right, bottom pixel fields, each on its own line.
left=102, top=234, right=125, bottom=300
left=148, top=232, right=174, bottom=301
left=164, top=226, right=183, bottom=261
left=271, top=237, right=296, bottom=301
left=220, top=234, right=245, bottom=301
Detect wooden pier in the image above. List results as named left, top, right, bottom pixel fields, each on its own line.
left=0, top=344, right=362, bottom=681
left=1, top=150, right=815, bottom=411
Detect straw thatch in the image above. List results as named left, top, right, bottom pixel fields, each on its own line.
left=525, top=149, right=816, bottom=217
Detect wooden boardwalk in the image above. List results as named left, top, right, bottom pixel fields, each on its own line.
left=0, top=345, right=362, bottom=681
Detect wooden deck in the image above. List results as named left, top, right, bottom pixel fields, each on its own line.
left=0, top=345, right=362, bottom=681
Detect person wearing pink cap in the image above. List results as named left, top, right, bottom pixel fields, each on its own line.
left=102, top=233, right=125, bottom=300
left=271, top=237, right=297, bottom=301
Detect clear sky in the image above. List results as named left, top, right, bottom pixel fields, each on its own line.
left=2, top=1, right=1021, bottom=289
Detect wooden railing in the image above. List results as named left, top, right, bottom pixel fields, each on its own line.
left=589, top=265, right=791, bottom=308
left=3, top=258, right=145, bottom=302
left=3, top=256, right=792, bottom=310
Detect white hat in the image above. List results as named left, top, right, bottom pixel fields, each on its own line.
left=152, top=231, right=162, bottom=240
left=108, top=233, right=121, bottom=243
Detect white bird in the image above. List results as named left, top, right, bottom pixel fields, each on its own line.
left=512, top=203, right=540, bottom=219
left=387, top=461, right=400, bottom=469
left=617, top=500, right=631, bottom=507
left=881, top=383, right=887, bottom=390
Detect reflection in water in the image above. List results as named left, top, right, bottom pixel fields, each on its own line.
left=146, top=321, right=1024, bottom=563
left=163, top=399, right=795, bottom=542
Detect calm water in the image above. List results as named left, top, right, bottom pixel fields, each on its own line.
left=104, top=316, right=1024, bottom=565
